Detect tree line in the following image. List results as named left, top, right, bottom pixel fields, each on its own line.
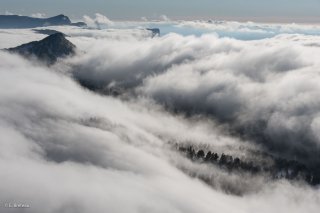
left=175, top=145, right=320, bottom=186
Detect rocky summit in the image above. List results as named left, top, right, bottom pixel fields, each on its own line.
left=7, top=33, right=76, bottom=65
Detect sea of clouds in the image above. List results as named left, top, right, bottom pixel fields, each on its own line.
left=0, top=15, right=320, bottom=212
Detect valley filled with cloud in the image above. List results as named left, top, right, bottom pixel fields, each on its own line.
left=1, top=15, right=320, bottom=212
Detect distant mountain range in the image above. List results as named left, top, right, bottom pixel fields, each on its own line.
left=0, top=14, right=86, bottom=28
left=7, top=33, right=76, bottom=65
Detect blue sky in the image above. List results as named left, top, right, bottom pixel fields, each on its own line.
left=1, top=0, right=320, bottom=22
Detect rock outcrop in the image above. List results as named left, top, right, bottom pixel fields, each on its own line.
left=7, top=33, right=76, bottom=65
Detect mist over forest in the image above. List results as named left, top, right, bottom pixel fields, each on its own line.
left=0, top=13, right=320, bottom=213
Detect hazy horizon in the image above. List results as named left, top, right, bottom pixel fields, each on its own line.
left=2, top=0, right=320, bottom=23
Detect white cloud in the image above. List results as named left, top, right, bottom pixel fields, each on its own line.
left=54, top=27, right=320, bottom=169
left=0, top=50, right=247, bottom=213
left=0, top=29, right=46, bottom=49
left=83, top=13, right=114, bottom=29
left=1, top=23, right=320, bottom=212
left=141, top=16, right=148, bottom=21
left=30, top=13, right=46, bottom=18
left=178, top=21, right=320, bottom=39
left=4, top=10, right=14, bottom=15
left=160, top=15, right=170, bottom=22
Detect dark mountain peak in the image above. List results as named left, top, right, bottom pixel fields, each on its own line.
left=41, top=32, right=67, bottom=42
left=56, top=14, right=67, bottom=17
left=45, top=14, right=71, bottom=25
left=7, top=33, right=76, bottom=65
left=0, top=14, right=86, bottom=29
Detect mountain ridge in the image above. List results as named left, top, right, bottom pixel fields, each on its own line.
left=0, top=14, right=87, bottom=28
left=6, top=32, right=76, bottom=65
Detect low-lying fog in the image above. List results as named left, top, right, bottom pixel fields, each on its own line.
left=0, top=14, right=320, bottom=213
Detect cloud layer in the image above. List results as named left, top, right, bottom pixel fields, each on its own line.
left=56, top=28, right=320, bottom=171
left=1, top=22, right=320, bottom=212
